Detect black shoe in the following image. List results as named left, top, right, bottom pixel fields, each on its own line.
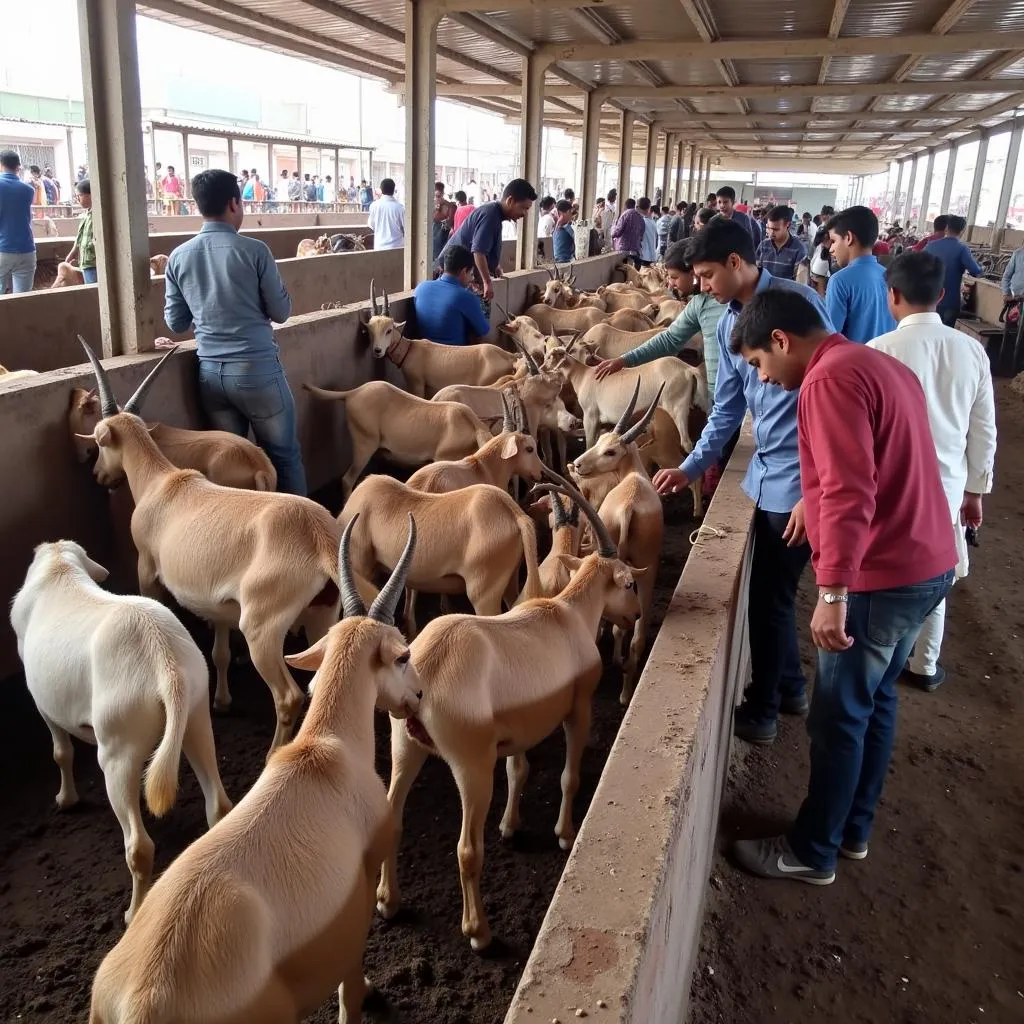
left=733, top=706, right=777, bottom=745
left=903, top=665, right=946, bottom=693
left=732, top=835, right=835, bottom=885
left=839, top=840, right=869, bottom=861
left=780, top=692, right=810, bottom=716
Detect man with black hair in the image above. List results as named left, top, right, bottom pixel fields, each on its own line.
left=537, top=195, right=557, bottom=239
left=552, top=199, right=576, bottom=264
left=868, top=251, right=996, bottom=692
left=65, top=179, right=96, bottom=283
left=652, top=217, right=833, bottom=746
left=728, top=288, right=956, bottom=884
left=367, top=177, right=405, bottom=250
left=611, top=197, right=645, bottom=267
left=912, top=213, right=949, bottom=252
left=0, top=148, right=36, bottom=294
left=164, top=169, right=306, bottom=496
left=756, top=205, right=806, bottom=281
left=414, top=243, right=492, bottom=346
left=924, top=214, right=983, bottom=326
left=637, top=197, right=659, bottom=267
left=435, top=178, right=537, bottom=301
left=716, top=185, right=762, bottom=250
left=594, top=239, right=727, bottom=401
left=825, top=205, right=895, bottom=342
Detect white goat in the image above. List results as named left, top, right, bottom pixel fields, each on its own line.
left=11, top=540, right=232, bottom=924
left=89, top=519, right=422, bottom=1024
left=0, top=363, right=40, bottom=384
left=376, top=475, right=643, bottom=951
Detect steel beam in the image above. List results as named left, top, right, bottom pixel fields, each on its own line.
left=966, top=133, right=989, bottom=227
left=589, top=80, right=1021, bottom=102
left=78, top=0, right=155, bottom=356
left=940, top=143, right=958, bottom=212
left=688, top=144, right=698, bottom=203
left=644, top=124, right=659, bottom=200
left=674, top=139, right=685, bottom=207
left=917, top=150, right=935, bottom=233
left=518, top=52, right=545, bottom=270
left=617, top=109, right=636, bottom=205
left=581, top=90, right=602, bottom=226
left=661, top=132, right=675, bottom=205
left=995, top=122, right=1024, bottom=231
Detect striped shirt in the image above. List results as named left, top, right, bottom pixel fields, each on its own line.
left=755, top=233, right=807, bottom=281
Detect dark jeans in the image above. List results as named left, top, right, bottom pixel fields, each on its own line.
left=789, top=570, right=954, bottom=871
left=745, top=509, right=812, bottom=723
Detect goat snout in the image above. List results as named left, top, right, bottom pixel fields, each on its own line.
left=416, top=690, right=423, bottom=700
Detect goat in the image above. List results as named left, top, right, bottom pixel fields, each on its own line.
left=568, top=383, right=666, bottom=703
left=365, top=282, right=516, bottom=397
left=76, top=340, right=344, bottom=754
left=52, top=259, right=168, bottom=288
left=631, top=407, right=703, bottom=517
left=595, top=285, right=658, bottom=312
left=375, top=473, right=643, bottom=951
left=537, top=492, right=582, bottom=596
left=148, top=254, right=169, bottom=276
left=69, top=373, right=276, bottom=492
left=296, top=234, right=332, bottom=257
left=643, top=298, right=687, bottom=325
left=11, top=540, right=231, bottom=924
left=303, top=379, right=493, bottom=499
left=329, top=232, right=367, bottom=252
left=0, top=363, right=40, bottom=384
left=89, top=520, right=422, bottom=1024
left=521, top=302, right=606, bottom=334
left=573, top=322, right=663, bottom=360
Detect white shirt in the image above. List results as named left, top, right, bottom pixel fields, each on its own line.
left=810, top=243, right=831, bottom=278
left=538, top=211, right=556, bottom=238
left=367, top=194, right=406, bottom=250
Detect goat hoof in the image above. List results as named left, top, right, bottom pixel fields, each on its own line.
left=213, top=697, right=232, bottom=712
left=619, top=691, right=633, bottom=707
left=558, top=835, right=574, bottom=852
left=498, top=825, right=516, bottom=842
left=469, top=933, right=493, bottom=953
left=55, top=794, right=79, bottom=811
left=376, top=899, right=399, bottom=920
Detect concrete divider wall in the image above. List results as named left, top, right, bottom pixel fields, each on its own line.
left=504, top=432, right=756, bottom=1024
left=0, top=251, right=626, bottom=679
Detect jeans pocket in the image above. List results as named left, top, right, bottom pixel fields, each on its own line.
left=865, top=586, right=941, bottom=648
left=232, top=373, right=286, bottom=421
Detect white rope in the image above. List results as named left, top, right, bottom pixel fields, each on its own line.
left=688, top=523, right=729, bottom=546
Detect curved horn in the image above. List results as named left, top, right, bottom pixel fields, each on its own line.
left=613, top=378, right=641, bottom=436
left=536, top=466, right=617, bottom=557
left=78, top=336, right=118, bottom=418
left=550, top=490, right=568, bottom=529
left=500, top=389, right=515, bottom=433
left=122, top=346, right=179, bottom=416
left=369, top=278, right=380, bottom=316
left=368, top=514, right=417, bottom=626
left=511, top=337, right=540, bottom=376
left=619, top=381, right=666, bottom=445
left=338, top=514, right=366, bottom=619
left=546, top=265, right=557, bottom=280
left=515, top=390, right=530, bottom=435
left=494, top=299, right=511, bottom=323
left=382, top=286, right=391, bottom=318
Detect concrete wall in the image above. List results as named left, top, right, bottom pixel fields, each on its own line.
left=504, top=433, right=756, bottom=1024
left=972, top=277, right=1005, bottom=324
left=0, top=251, right=626, bottom=680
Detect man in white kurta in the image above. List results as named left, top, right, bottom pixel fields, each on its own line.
left=868, top=250, right=997, bottom=691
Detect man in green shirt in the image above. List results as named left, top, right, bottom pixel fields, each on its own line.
left=65, top=178, right=97, bottom=283
left=594, top=238, right=727, bottom=403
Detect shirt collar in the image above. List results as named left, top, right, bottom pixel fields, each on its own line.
left=199, top=221, right=238, bottom=234
left=897, top=311, right=942, bottom=329
left=805, top=332, right=850, bottom=374
left=440, top=272, right=462, bottom=286
left=849, top=254, right=877, bottom=267
left=1, top=171, right=19, bottom=179
left=728, top=269, right=772, bottom=315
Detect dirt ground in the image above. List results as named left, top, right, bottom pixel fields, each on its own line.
left=0, top=475, right=696, bottom=1024
left=690, top=380, right=1024, bottom=1024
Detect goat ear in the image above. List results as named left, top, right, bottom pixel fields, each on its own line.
left=500, top=434, right=520, bottom=460
left=394, top=320, right=407, bottom=335
left=285, top=634, right=330, bottom=671
left=79, top=421, right=113, bottom=448
left=553, top=553, right=583, bottom=573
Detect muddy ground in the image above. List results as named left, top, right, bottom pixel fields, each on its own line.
left=0, top=474, right=697, bottom=1024
left=690, top=380, right=1024, bottom=1024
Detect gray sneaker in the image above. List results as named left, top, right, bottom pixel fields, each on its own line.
left=731, top=835, right=835, bottom=885
left=839, top=840, right=869, bottom=860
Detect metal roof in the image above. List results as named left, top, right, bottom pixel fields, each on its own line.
left=136, top=1, right=1024, bottom=167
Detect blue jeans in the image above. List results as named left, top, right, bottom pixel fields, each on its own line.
left=82, top=266, right=98, bottom=284
left=0, top=250, right=37, bottom=293
left=197, top=357, right=307, bottom=496
left=789, top=570, right=954, bottom=871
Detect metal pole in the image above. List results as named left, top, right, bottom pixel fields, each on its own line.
left=517, top=51, right=545, bottom=270
left=966, top=132, right=989, bottom=229
left=902, top=158, right=918, bottom=226
left=616, top=109, right=635, bottom=205
left=995, top=123, right=1023, bottom=234
left=660, top=132, right=674, bottom=205
left=226, top=136, right=234, bottom=177
left=66, top=125, right=76, bottom=203
left=917, top=151, right=935, bottom=234
left=644, top=124, right=658, bottom=199
left=181, top=131, right=190, bottom=198
left=581, top=89, right=602, bottom=223
left=674, top=140, right=685, bottom=207
left=688, top=144, right=698, bottom=203
left=940, top=145, right=957, bottom=214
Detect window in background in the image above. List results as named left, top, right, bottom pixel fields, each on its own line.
left=948, top=140, right=979, bottom=218
left=974, top=130, right=1013, bottom=228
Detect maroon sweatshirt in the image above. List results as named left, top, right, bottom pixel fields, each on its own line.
left=797, top=334, right=958, bottom=592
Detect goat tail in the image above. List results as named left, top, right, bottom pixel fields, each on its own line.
left=303, top=383, right=355, bottom=402
left=517, top=513, right=544, bottom=601
left=253, top=468, right=275, bottom=491
left=144, top=661, right=188, bottom=818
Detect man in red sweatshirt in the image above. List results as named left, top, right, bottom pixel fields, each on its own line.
left=726, top=288, right=957, bottom=884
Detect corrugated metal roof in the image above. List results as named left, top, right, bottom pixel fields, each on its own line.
left=840, top=0, right=952, bottom=36
left=710, top=1, right=828, bottom=38
left=907, top=51, right=999, bottom=81
left=951, top=0, right=1024, bottom=33
left=732, top=59, right=822, bottom=86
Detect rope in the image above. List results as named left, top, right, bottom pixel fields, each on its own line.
left=688, top=523, right=729, bottom=546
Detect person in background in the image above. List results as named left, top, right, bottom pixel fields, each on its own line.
left=682, top=201, right=698, bottom=238
left=705, top=193, right=718, bottom=209
left=592, top=195, right=606, bottom=227
left=796, top=211, right=813, bottom=239
left=924, top=214, right=983, bottom=326
left=638, top=197, right=659, bottom=267
left=466, top=177, right=480, bottom=206
left=657, top=204, right=674, bottom=257
left=359, top=179, right=373, bottom=211
left=1001, top=237, right=1024, bottom=301
left=164, top=169, right=304, bottom=496
left=414, top=244, right=492, bottom=346
left=667, top=201, right=686, bottom=246
left=652, top=218, right=833, bottom=747
left=289, top=172, right=306, bottom=202
left=605, top=187, right=618, bottom=222
left=537, top=195, right=557, bottom=239
left=611, top=197, right=645, bottom=268
left=322, top=175, right=335, bottom=204
left=162, top=165, right=183, bottom=214
left=277, top=169, right=290, bottom=201
left=41, top=166, right=59, bottom=205
left=868, top=252, right=996, bottom=693
left=302, top=173, right=316, bottom=203
left=432, top=181, right=454, bottom=262
left=434, top=178, right=537, bottom=301
left=552, top=198, right=576, bottom=264
left=563, top=187, right=575, bottom=205
left=913, top=214, right=948, bottom=252
left=28, top=165, right=46, bottom=207
left=347, top=176, right=357, bottom=202
left=716, top=185, right=762, bottom=251
left=825, top=206, right=896, bottom=343
left=239, top=169, right=250, bottom=190
left=241, top=172, right=256, bottom=202
left=756, top=205, right=807, bottom=281
left=453, top=189, right=474, bottom=231
left=367, top=177, right=405, bottom=251
left=809, top=227, right=832, bottom=297
left=65, top=179, right=97, bottom=284
left=728, top=289, right=956, bottom=885
left=0, top=149, right=37, bottom=294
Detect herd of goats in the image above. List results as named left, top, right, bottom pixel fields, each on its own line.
left=9, top=260, right=709, bottom=1023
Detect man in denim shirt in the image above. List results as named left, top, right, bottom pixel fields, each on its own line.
left=654, top=217, right=834, bottom=745
left=164, top=169, right=306, bottom=495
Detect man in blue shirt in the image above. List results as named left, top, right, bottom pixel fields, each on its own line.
left=756, top=205, right=807, bottom=281
left=717, top=185, right=763, bottom=251
left=925, top=214, right=983, bottom=326
left=637, top=197, right=659, bottom=266
left=824, top=206, right=896, bottom=343
left=164, top=169, right=306, bottom=496
left=435, top=178, right=537, bottom=302
left=413, top=244, right=492, bottom=346
left=552, top=199, right=576, bottom=264
left=0, top=149, right=37, bottom=294
left=653, top=217, right=834, bottom=746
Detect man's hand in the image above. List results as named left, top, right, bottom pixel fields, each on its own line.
left=960, top=492, right=983, bottom=528
left=782, top=498, right=806, bottom=547
left=811, top=595, right=854, bottom=652
left=653, top=467, right=690, bottom=496
left=493, top=267, right=503, bottom=279
left=594, top=357, right=625, bottom=380
left=481, top=278, right=494, bottom=302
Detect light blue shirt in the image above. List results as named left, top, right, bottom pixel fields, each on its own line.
left=164, top=221, right=291, bottom=360
left=681, top=270, right=834, bottom=514
left=1001, top=247, right=1024, bottom=296
left=641, top=216, right=658, bottom=263
left=825, top=253, right=896, bottom=343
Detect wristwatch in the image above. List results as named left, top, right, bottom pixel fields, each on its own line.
left=819, top=591, right=848, bottom=605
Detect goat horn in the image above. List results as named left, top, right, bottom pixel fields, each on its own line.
left=500, top=389, right=515, bottom=433
left=619, top=381, right=665, bottom=445
left=613, top=378, right=642, bottom=436
left=382, top=287, right=391, bottom=318
left=368, top=514, right=417, bottom=626
left=515, top=390, right=530, bottom=435
left=511, top=337, right=540, bottom=376
left=550, top=490, right=568, bottom=529
left=122, top=346, right=179, bottom=416
left=536, top=466, right=617, bottom=558
left=369, top=278, right=380, bottom=317
left=78, top=336, right=118, bottom=418
left=546, top=266, right=557, bottom=280
left=338, top=514, right=366, bottom=619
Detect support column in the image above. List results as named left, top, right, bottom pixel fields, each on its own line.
left=644, top=124, right=659, bottom=200
left=226, top=136, right=234, bottom=177
left=404, top=0, right=440, bottom=285
left=674, top=140, right=685, bottom=208
left=940, top=145, right=957, bottom=213
left=688, top=144, right=698, bottom=203
left=181, top=132, right=190, bottom=198
left=333, top=149, right=340, bottom=204
left=893, top=160, right=906, bottom=221
left=995, top=122, right=1023, bottom=234
left=966, top=133, right=989, bottom=229
left=917, top=151, right=935, bottom=234
left=517, top=51, right=545, bottom=270
left=67, top=126, right=77, bottom=204
left=148, top=127, right=158, bottom=200
left=660, top=132, right=675, bottom=206
left=616, top=109, right=635, bottom=206
left=700, top=153, right=711, bottom=200
left=581, top=90, right=602, bottom=226
left=77, top=0, right=155, bottom=356
left=901, top=158, right=918, bottom=226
